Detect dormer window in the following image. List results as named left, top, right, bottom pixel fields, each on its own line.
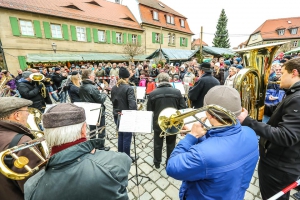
left=171, top=16, right=174, bottom=24
left=166, top=15, right=170, bottom=23
left=253, top=34, right=258, bottom=40
left=180, top=19, right=185, bottom=27
left=291, top=28, right=298, bottom=35
left=277, top=29, right=285, bottom=35
left=153, top=11, right=158, bottom=20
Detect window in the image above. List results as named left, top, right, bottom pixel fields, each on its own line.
left=76, top=26, right=86, bottom=41
left=291, top=28, right=298, bottom=35
left=278, top=29, right=285, bottom=35
left=50, top=24, right=62, bottom=38
left=153, top=11, right=158, bottom=20
left=20, top=20, right=34, bottom=36
left=292, top=41, right=298, bottom=47
left=172, top=34, right=175, bottom=44
left=155, top=33, right=160, bottom=43
left=166, top=15, right=171, bottom=24
left=253, top=34, right=258, bottom=40
left=171, top=16, right=174, bottom=24
left=116, top=32, right=122, bottom=43
left=168, top=33, right=171, bottom=44
left=132, top=34, right=137, bottom=44
left=98, top=30, right=106, bottom=42
left=180, top=19, right=185, bottom=27
left=181, top=38, right=186, bottom=46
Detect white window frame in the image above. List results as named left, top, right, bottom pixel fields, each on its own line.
left=292, top=40, right=298, bottom=47
left=155, top=33, right=160, bottom=43
left=132, top=34, right=137, bottom=44
left=19, top=20, right=34, bottom=36
left=171, top=16, right=174, bottom=24
left=153, top=11, right=158, bottom=20
left=76, top=26, right=86, bottom=41
left=166, top=15, right=171, bottom=24
left=50, top=24, right=62, bottom=39
left=180, top=19, right=185, bottom=27
left=116, top=32, right=122, bottom=43
left=98, top=30, right=106, bottom=42
left=172, top=34, right=175, bottom=44
left=291, top=28, right=298, bottom=35
left=278, top=29, right=285, bottom=36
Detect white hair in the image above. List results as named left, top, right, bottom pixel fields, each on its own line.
left=44, top=122, right=85, bottom=147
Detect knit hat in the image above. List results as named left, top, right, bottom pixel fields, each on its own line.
left=71, top=71, right=79, bottom=76
left=203, top=85, right=242, bottom=119
left=22, top=71, right=32, bottom=78
left=203, top=58, right=212, bottom=63
left=0, top=97, right=32, bottom=114
left=55, top=67, right=61, bottom=71
left=119, top=67, right=130, bottom=79
left=224, top=60, right=231, bottom=66
left=198, top=62, right=212, bottom=72
left=152, top=64, right=157, bottom=68
left=215, top=62, right=220, bottom=67
left=42, top=103, right=86, bottom=128
left=236, top=65, right=243, bottom=69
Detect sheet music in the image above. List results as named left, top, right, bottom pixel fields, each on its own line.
left=119, top=110, right=153, bottom=133
left=173, top=82, right=185, bottom=95
left=178, top=108, right=211, bottom=130
left=74, top=102, right=101, bottom=125
left=136, top=86, right=146, bottom=100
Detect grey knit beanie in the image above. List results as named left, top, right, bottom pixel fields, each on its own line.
left=203, top=86, right=242, bottom=118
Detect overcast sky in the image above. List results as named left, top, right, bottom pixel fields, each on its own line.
left=160, top=0, right=300, bottom=48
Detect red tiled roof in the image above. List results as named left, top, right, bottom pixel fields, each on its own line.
left=138, top=0, right=185, bottom=18
left=0, top=0, right=143, bottom=31
left=192, top=38, right=208, bottom=46
left=139, top=4, right=193, bottom=35
left=252, top=17, right=300, bottom=40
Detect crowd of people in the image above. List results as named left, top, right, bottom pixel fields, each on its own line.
left=0, top=52, right=300, bottom=200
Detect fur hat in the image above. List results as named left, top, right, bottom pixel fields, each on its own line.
left=203, top=86, right=242, bottom=119
left=0, top=97, right=32, bottom=114
left=119, top=67, right=130, bottom=79
left=42, top=103, right=86, bottom=128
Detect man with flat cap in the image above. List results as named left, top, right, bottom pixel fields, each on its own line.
left=188, top=62, right=220, bottom=108
left=24, top=103, right=131, bottom=200
left=0, top=97, right=42, bottom=200
left=167, top=86, right=258, bottom=200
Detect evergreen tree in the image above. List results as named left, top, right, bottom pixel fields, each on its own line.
left=212, top=9, right=230, bottom=48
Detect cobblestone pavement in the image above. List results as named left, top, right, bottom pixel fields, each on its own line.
left=103, top=98, right=297, bottom=200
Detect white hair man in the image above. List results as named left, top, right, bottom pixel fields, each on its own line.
left=24, top=103, right=131, bottom=200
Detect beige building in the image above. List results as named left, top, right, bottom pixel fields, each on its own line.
left=0, top=0, right=144, bottom=73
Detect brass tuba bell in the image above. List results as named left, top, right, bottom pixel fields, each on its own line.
left=233, top=42, right=287, bottom=121
left=29, top=73, right=47, bottom=98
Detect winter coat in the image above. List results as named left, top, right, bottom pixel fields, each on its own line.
left=213, top=69, right=225, bottom=85
left=147, top=83, right=186, bottom=132
left=109, top=68, right=119, bottom=77
left=69, top=82, right=81, bottom=103
left=243, top=81, right=300, bottom=175
left=17, top=79, right=45, bottom=111
left=179, top=70, right=186, bottom=81
left=79, top=79, right=107, bottom=115
left=51, top=72, right=67, bottom=91
left=146, top=81, right=156, bottom=94
left=0, top=121, right=42, bottom=200
left=188, top=73, right=220, bottom=108
left=166, top=123, right=258, bottom=200
left=111, top=83, right=137, bottom=117
left=224, top=74, right=237, bottom=88
left=24, top=140, right=131, bottom=200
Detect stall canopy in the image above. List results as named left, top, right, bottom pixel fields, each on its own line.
left=26, top=53, right=148, bottom=63
left=188, top=46, right=235, bottom=59
left=284, top=47, right=300, bottom=55
left=146, top=48, right=196, bottom=62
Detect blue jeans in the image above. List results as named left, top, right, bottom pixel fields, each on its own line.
left=114, top=116, right=132, bottom=157
left=59, top=91, right=67, bottom=103
left=46, top=86, right=59, bottom=102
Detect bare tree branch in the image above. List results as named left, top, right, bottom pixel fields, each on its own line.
left=123, top=43, right=144, bottom=62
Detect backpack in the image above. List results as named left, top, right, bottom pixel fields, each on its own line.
left=139, top=78, right=146, bottom=87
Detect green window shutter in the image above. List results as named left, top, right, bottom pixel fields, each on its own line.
left=138, top=35, right=141, bottom=46
left=9, top=17, right=20, bottom=36
left=152, top=32, right=156, bottom=43
left=185, top=38, right=188, bottom=47
left=298, top=40, right=300, bottom=47
left=160, top=34, right=163, bottom=44
left=112, top=31, right=116, bottom=44
left=93, top=28, right=99, bottom=43
left=62, top=24, right=69, bottom=40
left=33, top=20, right=42, bottom=38
left=43, top=22, right=51, bottom=39
left=128, top=33, right=132, bottom=44
left=70, top=25, right=77, bottom=41
left=123, top=33, right=127, bottom=44
left=86, top=28, right=92, bottom=42
left=106, top=30, right=111, bottom=44
left=18, top=56, right=27, bottom=70
left=180, top=37, right=183, bottom=46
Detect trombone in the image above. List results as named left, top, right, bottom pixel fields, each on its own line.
left=158, top=104, right=237, bottom=137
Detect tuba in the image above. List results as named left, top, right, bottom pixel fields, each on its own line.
left=233, top=42, right=287, bottom=121
left=29, top=73, right=47, bottom=98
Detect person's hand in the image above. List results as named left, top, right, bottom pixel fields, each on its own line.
left=237, top=108, right=248, bottom=124
left=269, top=95, right=276, bottom=101
left=190, top=118, right=208, bottom=138
left=180, top=125, right=190, bottom=136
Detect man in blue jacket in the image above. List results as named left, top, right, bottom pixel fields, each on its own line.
left=166, top=86, right=259, bottom=200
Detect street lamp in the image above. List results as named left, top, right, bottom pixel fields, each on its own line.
left=52, top=42, right=57, bottom=53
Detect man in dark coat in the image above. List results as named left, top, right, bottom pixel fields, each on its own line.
left=188, top=62, right=220, bottom=108
left=51, top=67, right=67, bottom=101
left=0, top=97, right=42, bottom=200
left=238, top=58, right=300, bottom=200
left=79, top=69, right=109, bottom=151
left=17, top=71, right=45, bottom=112
left=147, top=73, right=186, bottom=169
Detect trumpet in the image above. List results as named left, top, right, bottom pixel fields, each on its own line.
left=158, top=104, right=237, bottom=137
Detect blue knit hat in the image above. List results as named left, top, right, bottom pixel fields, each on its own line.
left=224, top=60, right=231, bottom=66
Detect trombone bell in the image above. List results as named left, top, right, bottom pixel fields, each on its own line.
left=158, top=108, right=184, bottom=135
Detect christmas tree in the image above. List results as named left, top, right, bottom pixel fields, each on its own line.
left=212, top=9, right=230, bottom=48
